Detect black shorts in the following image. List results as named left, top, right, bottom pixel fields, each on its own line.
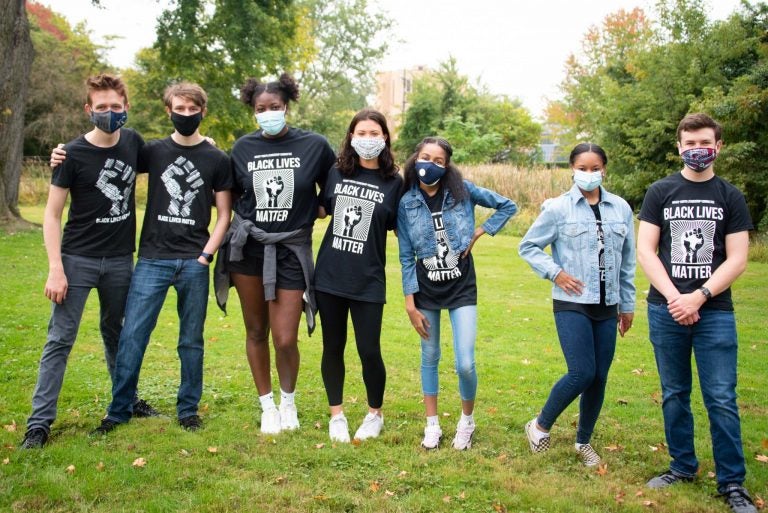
left=226, top=238, right=305, bottom=290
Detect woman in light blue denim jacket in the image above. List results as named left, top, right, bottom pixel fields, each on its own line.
left=519, top=143, right=635, bottom=467
left=397, top=137, right=517, bottom=451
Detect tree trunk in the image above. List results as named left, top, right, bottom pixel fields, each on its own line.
left=0, top=0, right=34, bottom=230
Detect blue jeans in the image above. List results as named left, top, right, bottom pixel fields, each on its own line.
left=107, top=257, right=209, bottom=423
left=538, top=311, right=617, bottom=444
left=648, top=302, right=746, bottom=487
left=27, top=254, right=133, bottom=433
left=419, top=305, right=477, bottom=401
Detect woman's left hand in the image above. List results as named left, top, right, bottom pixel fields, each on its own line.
left=618, top=312, right=634, bottom=337
left=462, top=227, right=486, bottom=258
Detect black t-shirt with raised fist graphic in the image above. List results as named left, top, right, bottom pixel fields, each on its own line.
left=414, top=188, right=477, bottom=310
left=138, top=137, right=232, bottom=259
left=231, top=127, right=335, bottom=233
left=51, top=128, right=144, bottom=256
left=638, top=172, right=753, bottom=311
left=314, top=165, right=403, bottom=303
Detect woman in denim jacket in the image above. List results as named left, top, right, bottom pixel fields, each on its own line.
left=397, top=137, right=517, bottom=450
left=519, top=143, right=636, bottom=467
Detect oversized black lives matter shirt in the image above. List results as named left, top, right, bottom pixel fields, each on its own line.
left=231, top=127, right=335, bottom=232
left=314, top=166, right=403, bottom=303
left=639, top=172, right=753, bottom=311
left=51, top=128, right=144, bottom=257
left=138, top=137, right=232, bottom=259
left=415, top=188, right=477, bottom=310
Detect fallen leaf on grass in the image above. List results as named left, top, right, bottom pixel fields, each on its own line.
left=397, top=470, right=408, bottom=477
left=442, top=412, right=451, bottom=417
left=521, top=359, right=531, bottom=365
left=315, top=443, right=325, bottom=449
left=614, top=491, right=625, bottom=504
left=200, top=404, right=209, bottom=413
left=3, top=458, right=9, bottom=465
left=314, top=422, right=321, bottom=429
left=65, top=465, right=75, bottom=474
left=96, top=462, right=105, bottom=471
left=179, top=449, right=191, bottom=457
left=132, top=457, right=147, bottom=468
left=762, top=438, right=768, bottom=450
left=604, top=444, right=624, bottom=452
left=384, top=490, right=395, bottom=497
left=642, top=500, right=656, bottom=507
left=3, top=420, right=16, bottom=432
left=616, top=398, right=628, bottom=405
left=753, top=494, right=764, bottom=509
left=126, top=444, right=136, bottom=451
left=631, top=368, right=645, bottom=376
left=443, top=495, right=451, bottom=503
left=635, top=490, right=644, bottom=497
left=497, top=453, right=508, bottom=461
left=649, top=442, right=667, bottom=452
left=487, top=406, right=498, bottom=415
left=458, top=491, right=466, bottom=499
left=274, top=476, right=285, bottom=484
left=207, top=447, right=217, bottom=454
left=351, top=438, right=361, bottom=446
left=755, top=454, right=768, bottom=463
left=492, top=503, right=507, bottom=513
left=596, top=463, right=608, bottom=476
left=707, top=471, right=716, bottom=479
left=369, top=481, right=380, bottom=492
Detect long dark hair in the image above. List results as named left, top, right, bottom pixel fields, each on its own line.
left=402, top=137, right=468, bottom=204
left=337, top=109, right=398, bottom=178
left=240, top=73, right=300, bottom=108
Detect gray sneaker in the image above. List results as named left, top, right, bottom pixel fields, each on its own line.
left=646, top=470, right=694, bottom=489
left=719, top=484, right=757, bottom=513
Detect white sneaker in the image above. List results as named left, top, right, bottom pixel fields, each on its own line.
left=260, top=407, right=281, bottom=434
left=329, top=414, right=350, bottom=443
left=452, top=419, right=475, bottom=450
left=421, top=424, right=442, bottom=450
left=353, top=412, right=384, bottom=440
left=279, top=402, right=300, bottom=431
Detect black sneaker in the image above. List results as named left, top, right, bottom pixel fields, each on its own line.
left=179, top=415, right=203, bottom=431
left=90, top=418, right=122, bottom=436
left=132, top=399, right=161, bottom=418
left=719, top=484, right=757, bottom=513
left=646, top=470, right=695, bottom=489
left=20, top=428, right=48, bottom=449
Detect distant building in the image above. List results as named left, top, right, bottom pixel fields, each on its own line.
left=373, top=66, right=429, bottom=132
left=539, top=125, right=570, bottom=165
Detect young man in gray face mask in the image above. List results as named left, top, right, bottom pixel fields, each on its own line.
left=21, top=73, right=158, bottom=449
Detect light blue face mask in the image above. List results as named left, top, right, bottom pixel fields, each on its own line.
left=255, top=109, right=286, bottom=136
left=573, top=169, right=603, bottom=192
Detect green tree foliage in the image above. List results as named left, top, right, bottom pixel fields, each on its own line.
left=290, top=0, right=394, bottom=148
left=556, top=0, right=768, bottom=228
left=24, top=2, right=109, bottom=155
left=394, top=58, right=541, bottom=164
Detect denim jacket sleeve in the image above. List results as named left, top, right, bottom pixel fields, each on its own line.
left=518, top=199, right=563, bottom=281
left=465, top=180, right=518, bottom=235
left=397, top=198, right=420, bottom=295
left=618, top=200, right=637, bottom=313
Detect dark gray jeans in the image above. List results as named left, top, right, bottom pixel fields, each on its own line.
left=26, top=253, right=133, bottom=433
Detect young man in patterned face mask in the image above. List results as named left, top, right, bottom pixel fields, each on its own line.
left=21, top=74, right=157, bottom=449
left=637, top=113, right=756, bottom=513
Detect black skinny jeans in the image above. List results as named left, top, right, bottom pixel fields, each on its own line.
left=317, top=291, right=386, bottom=408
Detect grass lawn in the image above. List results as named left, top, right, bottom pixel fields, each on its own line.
left=1, top=206, right=766, bottom=512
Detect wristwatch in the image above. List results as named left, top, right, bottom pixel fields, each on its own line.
left=698, top=286, right=712, bottom=300
left=200, top=252, right=214, bottom=263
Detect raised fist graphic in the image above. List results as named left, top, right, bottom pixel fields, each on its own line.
left=682, top=228, right=704, bottom=263
left=435, top=237, right=450, bottom=269
left=96, top=169, right=124, bottom=216
left=161, top=158, right=202, bottom=217
left=264, top=176, right=284, bottom=208
left=342, top=205, right=363, bottom=237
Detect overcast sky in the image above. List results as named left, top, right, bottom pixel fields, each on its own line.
left=41, top=0, right=743, bottom=118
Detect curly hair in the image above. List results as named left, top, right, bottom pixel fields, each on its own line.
left=402, top=137, right=468, bottom=205
left=240, top=73, right=300, bottom=108
left=336, top=109, right=399, bottom=179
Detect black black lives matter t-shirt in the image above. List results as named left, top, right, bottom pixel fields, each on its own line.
left=554, top=201, right=616, bottom=320
left=314, top=166, right=403, bottom=303
left=639, top=172, right=753, bottom=311
left=138, top=137, right=232, bottom=259
left=231, top=127, right=335, bottom=232
left=415, top=188, right=477, bottom=310
left=51, top=128, right=144, bottom=257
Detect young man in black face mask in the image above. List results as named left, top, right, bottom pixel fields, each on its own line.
left=21, top=74, right=157, bottom=449
left=637, top=113, right=756, bottom=513
left=87, top=82, right=233, bottom=434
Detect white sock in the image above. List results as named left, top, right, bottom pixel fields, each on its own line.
left=280, top=389, right=295, bottom=406
left=460, top=413, right=475, bottom=425
left=259, top=392, right=276, bottom=411
left=426, top=415, right=439, bottom=427
left=575, top=443, right=587, bottom=450
left=331, top=412, right=345, bottom=421
left=530, top=418, right=549, bottom=442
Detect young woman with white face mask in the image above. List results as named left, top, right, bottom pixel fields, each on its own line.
left=518, top=143, right=636, bottom=467
left=215, top=73, right=336, bottom=435
left=397, top=137, right=517, bottom=451
left=314, top=109, right=403, bottom=443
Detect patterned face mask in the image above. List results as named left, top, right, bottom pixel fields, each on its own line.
left=681, top=147, right=717, bottom=172
left=90, top=110, right=127, bottom=134
left=350, top=137, right=386, bottom=160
